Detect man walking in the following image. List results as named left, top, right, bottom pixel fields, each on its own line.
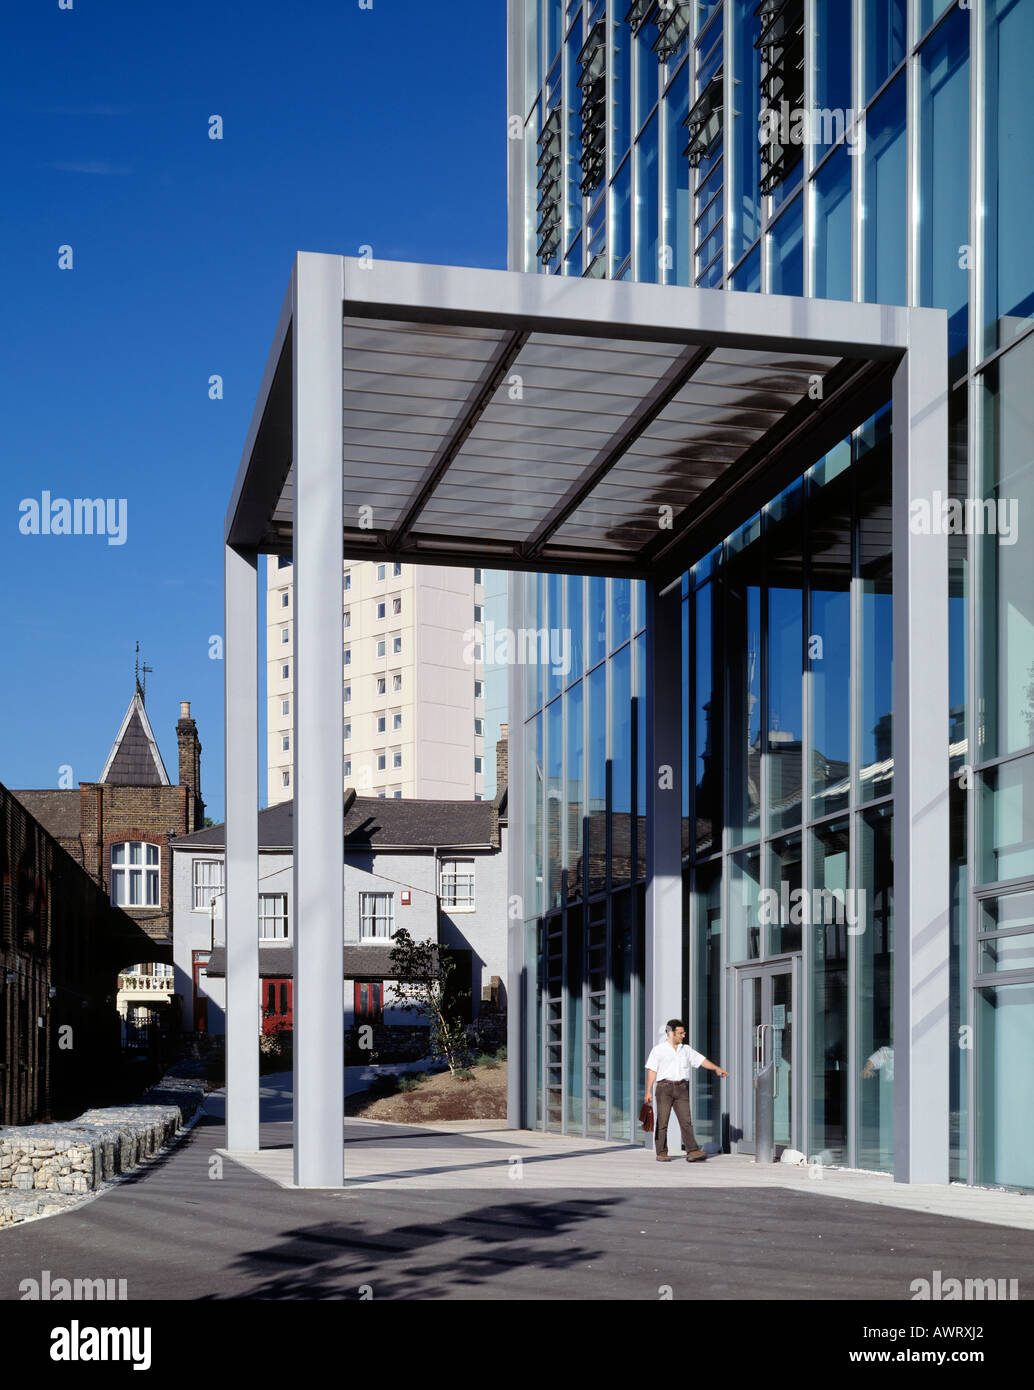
left=645, top=1019, right=727, bottom=1162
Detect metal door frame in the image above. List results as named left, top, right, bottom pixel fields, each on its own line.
left=732, top=954, right=801, bottom=1156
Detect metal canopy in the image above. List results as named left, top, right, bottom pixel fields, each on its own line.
left=225, top=256, right=910, bottom=585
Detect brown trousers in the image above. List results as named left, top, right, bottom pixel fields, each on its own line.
left=654, top=1079, right=699, bottom=1156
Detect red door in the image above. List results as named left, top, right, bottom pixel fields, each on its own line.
left=262, top=978, right=293, bottom=1031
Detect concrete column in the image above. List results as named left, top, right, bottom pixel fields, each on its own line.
left=645, top=579, right=684, bottom=1147
left=292, top=252, right=345, bottom=1187
left=891, top=310, right=950, bottom=1184
left=224, top=542, right=260, bottom=1153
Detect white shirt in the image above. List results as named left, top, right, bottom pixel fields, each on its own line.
left=645, top=1041, right=705, bottom=1081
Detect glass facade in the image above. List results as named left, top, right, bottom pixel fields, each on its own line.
left=512, top=0, right=1034, bottom=1187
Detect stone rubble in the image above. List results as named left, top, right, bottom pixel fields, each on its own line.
left=0, top=1073, right=206, bottom=1228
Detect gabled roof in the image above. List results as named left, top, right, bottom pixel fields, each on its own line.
left=171, top=792, right=500, bottom=852
left=99, top=689, right=171, bottom=787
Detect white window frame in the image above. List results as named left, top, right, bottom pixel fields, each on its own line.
left=360, top=891, right=394, bottom=940
left=392, top=636, right=402, bottom=654
left=377, top=601, right=386, bottom=619
left=110, top=841, right=160, bottom=909
left=376, top=715, right=386, bottom=733
left=281, top=627, right=290, bottom=645
left=392, top=712, right=402, bottom=730
left=376, top=639, right=386, bottom=657
left=193, top=859, right=224, bottom=912
left=376, top=564, right=386, bottom=581
left=392, top=673, right=402, bottom=691
left=440, top=858, right=475, bottom=912
left=281, top=590, right=290, bottom=608
left=259, top=893, right=289, bottom=940
left=282, top=699, right=290, bottom=716
left=281, top=664, right=290, bottom=680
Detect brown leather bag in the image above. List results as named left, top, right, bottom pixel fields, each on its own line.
left=639, top=1100, right=654, bottom=1133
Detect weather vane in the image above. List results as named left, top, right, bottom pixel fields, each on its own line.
left=135, top=641, right=154, bottom=704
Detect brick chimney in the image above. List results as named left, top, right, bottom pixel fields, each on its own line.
left=495, top=723, right=508, bottom=794
left=177, top=700, right=204, bottom=831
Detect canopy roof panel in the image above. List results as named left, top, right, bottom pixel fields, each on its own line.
left=228, top=255, right=919, bottom=582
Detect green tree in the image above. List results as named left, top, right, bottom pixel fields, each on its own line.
left=387, top=928, right=474, bottom=1076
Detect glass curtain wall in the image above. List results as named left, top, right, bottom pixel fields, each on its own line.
left=516, top=0, right=1034, bottom=1186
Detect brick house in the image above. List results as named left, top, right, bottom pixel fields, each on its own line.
left=0, top=782, right=157, bottom=1125
left=12, top=686, right=205, bottom=952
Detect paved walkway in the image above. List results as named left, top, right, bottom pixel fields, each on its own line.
left=1, top=1096, right=1032, bottom=1300
left=224, top=1119, right=1034, bottom=1232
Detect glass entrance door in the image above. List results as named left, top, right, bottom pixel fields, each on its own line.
left=736, top=960, right=798, bottom=1156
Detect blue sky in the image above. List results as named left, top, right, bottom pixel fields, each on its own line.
left=1, top=0, right=507, bottom=822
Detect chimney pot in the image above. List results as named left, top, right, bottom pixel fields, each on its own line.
left=180, top=701, right=191, bottom=719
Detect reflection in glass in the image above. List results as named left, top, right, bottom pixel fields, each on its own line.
left=527, top=712, right=543, bottom=917
left=857, top=806, right=893, bottom=1172
left=546, top=572, right=563, bottom=702
left=566, top=681, right=584, bottom=901
left=611, top=891, right=633, bottom=1139
left=727, top=516, right=762, bottom=844
left=692, top=863, right=722, bottom=1143
left=976, top=982, right=1034, bottom=1189
left=768, top=195, right=803, bottom=296
left=610, top=577, right=631, bottom=651
left=565, top=11, right=583, bottom=245
left=863, top=76, right=906, bottom=307
left=635, top=116, right=659, bottom=282
left=694, top=574, right=723, bottom=855
left=809, top=463, right=852, bottom=818
left=815, top=0, right=851, bottom=113
left=612, top=156, right=631, bottom=270
left=587, top=575, right=607, bottom=666
left=731, top=0, right=761, bottom=262
left=769, top=832, right=803, bottom=956
left=546, top=697, right=563, bottom=908
left=813, top=145, right=852, bottom=302
left=810, top=819, right=849, bottom=1164
left=976, top=336, right=1034, bottom=762
left=857, top=417, right=893, bottom=801
left=731, top=243, right=761, bottom=292
left=864, top=0, right=906, bottom=103
left=663, top=60, right=691, bottom=285
left=919, top=7, right=969, bottom=364
left=565, top=904, right=583, bottom=1130
left=611, top=644, right=632, bottom=889
left=587, top=664, right=607, bottom=894
left=729, top=846, right=762, bottom=961
left=612, top=16, right=631, bottom=160
left=978, top=755, right=1034, bottom=885
left=984, top=0, right=1034, bottom=351
left=566, top=573, right=583, bottom=681
left=767, top=487, right=803, bottom=834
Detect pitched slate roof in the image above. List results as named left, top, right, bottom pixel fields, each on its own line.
left=172, top=792, right=500, bottom=852
left=9, top=789, right=82, bottom=842
left=99, top=690, right=170, bottom=787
